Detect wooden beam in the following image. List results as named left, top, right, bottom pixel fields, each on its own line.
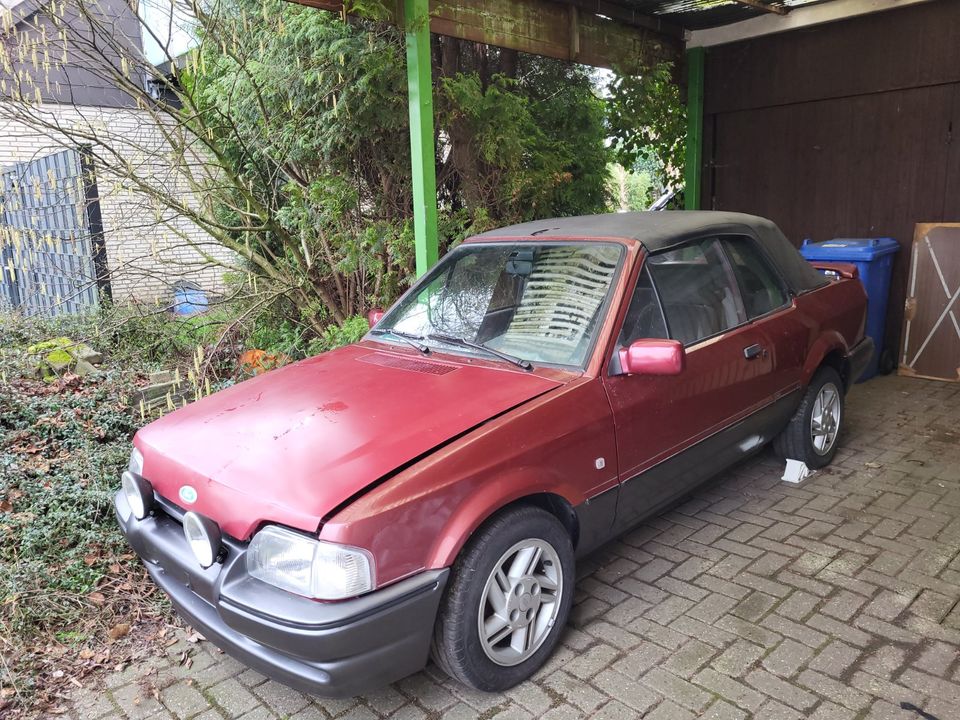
left=290, top=0, right=682, bottom=70
left=688, top=0, right=935, bottom=48
left=556, top=0, right=683, bottom=37
left=731, top=0, right=789, bottom=16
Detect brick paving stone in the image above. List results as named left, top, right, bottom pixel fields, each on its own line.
left=73, top=688, right=117, bottom=720
left=803, top=668, right=873, bottom=711
left=590, top=699, right=639, bottom=720
left=640, top=700, right=694, bottom=720
left=692, top=667, right=765, bottom=712
left=807, top=701, right=856, bottom=720
left=111, top=684, right=165, bottom=720
left=915, top=640, right=958, bottom=677
left=662, top=639, right=715, bottom=679
left=206, top=678, right=260, bottom=717
left=383, top=705, right=427, bottom=720
left=774, top=590, right=819, bottom=621
left=560, top=642, right=619, bottom=679
left=760, top=613, right=828, bottom=648
left=193, top=710, right=226, bottom=720
left=655, top=575, right=709, bottom=602
left=639, top=667, right=712, bottom=712
left=744, top=669, right=818, bottom=711
left=591, top=669, right=660, bottom=713
left=687, top=592, right=738, bottom=624
left=821, top=589, right=869, bottom=621
left=716, top=615, right=783, bottom=648
left=645, top=595, right=695, bottom=625
left=712, top=639, right=764, bottom=677
left=700, top=699, right=747, bottom=720
left=160, top=682, right=210, bottom=719
left=732, top=591, right=777, bottom=622
left=754, top=700, right=804, bottom=720
left=910, top=589, right=957, bottom=621
left=668, top=615, right=738, bottom=648
left=808, top=639, right=860, bottom=678
left=235, top=708, right=276, bottom=720
left=542, top=670, right=606, bottom=713
left=805, top=613, right=872, bottom=647
left=251, top=681, right=310, bottom=716
left=761, top=639, right=815, bottom=677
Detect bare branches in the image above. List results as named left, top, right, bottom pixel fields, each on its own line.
left=1, top=0, right=413, bottom=331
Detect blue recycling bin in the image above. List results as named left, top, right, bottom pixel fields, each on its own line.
left=172, top=282, right=209, bottom=316
left=800, top=237, right=899, bottom=381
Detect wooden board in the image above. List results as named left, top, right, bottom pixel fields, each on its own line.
left=899, top=223, right=960, bottom=382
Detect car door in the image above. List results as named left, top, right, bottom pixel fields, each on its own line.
left=602, top=237, right=776, bottom=532
left=720, top=235, right=806, bottom=401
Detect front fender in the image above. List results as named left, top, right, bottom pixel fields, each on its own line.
left=425, top=468, right=581, bottom=570
left=319, top=378, right=618, bottom=588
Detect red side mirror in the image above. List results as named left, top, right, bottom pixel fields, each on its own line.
left=367, top=308, right=385, bottom=328
left=619, top=339, right=685, bottom=376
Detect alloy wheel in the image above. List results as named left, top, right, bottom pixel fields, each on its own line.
left=477, top=538, right=563, bottom=666
left=810, top=382, right=841, bottom=455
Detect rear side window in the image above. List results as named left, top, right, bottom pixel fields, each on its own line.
left=721, top=236, right=790, bottom=319
left=646, top=238, right=746, bottom=346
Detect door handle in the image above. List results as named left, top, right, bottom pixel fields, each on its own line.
left=743, top=344, right=765, bottom=360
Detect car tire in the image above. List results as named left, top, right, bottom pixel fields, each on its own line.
left=774, top=366, right=845, bottom=469
left=431, top=505, right=574, bottom=692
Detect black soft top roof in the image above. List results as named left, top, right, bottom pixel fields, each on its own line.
left=471, top=211, right=827, bottom=295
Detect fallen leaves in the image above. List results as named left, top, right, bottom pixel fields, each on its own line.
left=107, top=622, right=130, bottom=641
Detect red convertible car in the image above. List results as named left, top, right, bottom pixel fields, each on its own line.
left=116, top=212, right=871, bottom=696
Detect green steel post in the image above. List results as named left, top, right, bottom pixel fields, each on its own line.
left=684, top=46, right=705, bottom=211
left=404, top=0, right=439, bottom=277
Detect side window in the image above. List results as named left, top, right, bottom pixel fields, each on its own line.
left=721, top=236, right=790, bottom=319
left=723, top=237, right=790, bottom=320
left=617, top=265, right=668, bottom=347
left=646, top=238, right=746, bottom=346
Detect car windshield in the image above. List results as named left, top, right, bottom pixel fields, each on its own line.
left=374, top=242, right=623, bottom=368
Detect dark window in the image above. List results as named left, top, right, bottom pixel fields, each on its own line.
left=721, top=236, right=789, bottom=319
left=646, top=238, right=746, bottom=346
left=617, top=266, right=668, bottom=347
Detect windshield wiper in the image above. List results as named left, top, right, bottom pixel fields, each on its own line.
left=369, top=329, right=430, bottom=354
left=427, top=333, right=533, bottom=371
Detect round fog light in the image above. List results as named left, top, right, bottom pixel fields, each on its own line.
left=121, top=470, right=153, bottom=520
left=183, top=512, right=222, bottom=568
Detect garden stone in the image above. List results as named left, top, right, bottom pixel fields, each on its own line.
left=73, top=343, right=103, bottom=365
left=74, top=359, right=98, bottom=377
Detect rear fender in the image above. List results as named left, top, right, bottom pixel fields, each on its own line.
left=801, top=331, right=848, bottom=387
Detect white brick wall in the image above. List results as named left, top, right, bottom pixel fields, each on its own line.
left=0, top=101, right=234, bottom=304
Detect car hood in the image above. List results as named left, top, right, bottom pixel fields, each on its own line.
left=135, top=343, right=561, bottom=539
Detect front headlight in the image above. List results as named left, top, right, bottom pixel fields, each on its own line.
left=122, top=446, right=152, bottom=521
left=246, top=526, right=374, bottom=600
left=128, top=446, right=144, bottom=476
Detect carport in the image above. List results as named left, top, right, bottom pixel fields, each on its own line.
left=289, top=0, right=957, bottom=369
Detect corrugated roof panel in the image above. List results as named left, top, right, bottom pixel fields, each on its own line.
left=607, top=0, right=836, bottom=31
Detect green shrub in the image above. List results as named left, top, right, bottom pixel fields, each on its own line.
left=306, top=316, right=370, bottom=356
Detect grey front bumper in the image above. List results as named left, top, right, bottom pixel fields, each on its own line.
left=115, top=491, right=448, bottom=698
